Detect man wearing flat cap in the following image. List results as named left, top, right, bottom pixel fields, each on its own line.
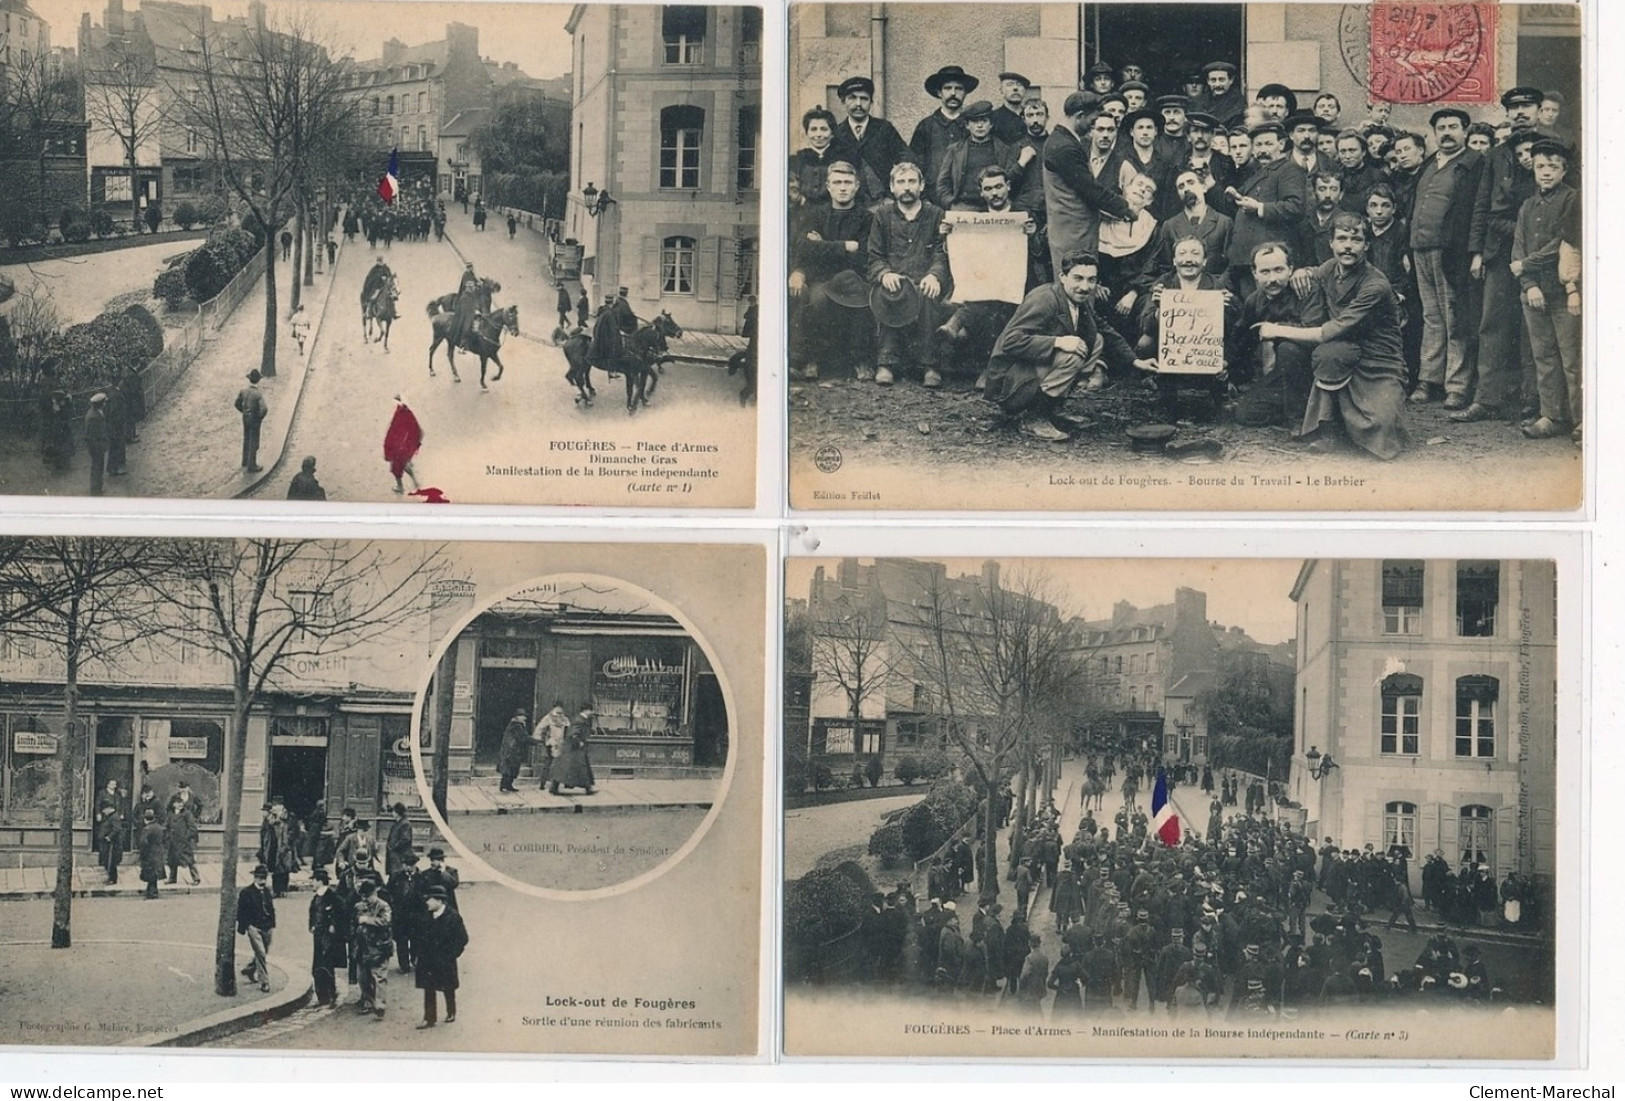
left=1118, top=80, right=1149, bottom=113
left=1175, top=111, right=1238, bottom=199
left=937, top=100, right=1024, bottom=211
left=1084, top=61, right=1115, bottom=96
left=912, top=65, right=979, bottom=206
left=1154, top=94, right=1192, bottom=155
left=1459, top=86, right=1545, bottom=425
left=1408, top=106, right=1485, bottom=409
left=992, top=72, right=1032, bottom=144
left=1196, top=61, right=1246, bottom=129
left=828, top=75, right=914, bottom=203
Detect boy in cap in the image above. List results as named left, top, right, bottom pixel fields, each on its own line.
left=1512, top=138, right=1580, bottom=440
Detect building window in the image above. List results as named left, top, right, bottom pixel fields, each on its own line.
left=1384, top=801, right=1418, bottom=853
left=661, top=235, right=696, bottom=294
left=386, top=95, right=394, bottom=114
left=737, top=237, right=758, bottom=296
left=185, top=130, right=199, bottom=154
left=1382, top=559, right=1424, bottom=634
left=1455, top=675, right=1498, bottom=759
left=736, top=105, right=758, bottom=190
left=1130, top=654, right=1141, bottom=675
left=1380, top=672, right=1422, bottom=755
left=739, top=6, right=762, bottom=62
left=662, top=6, right=707, bottom=64
left=1459, top=805, right=1494, bottom=871
left=401, top=127, right=410, bottom=149
left=418, top=91, right=426, bottom=113
left=1114, top=656, right=1123, bottom=674
left=1457, top=561, right=1499, bottom=637
left=371, top=97, right=380, bottom=116
left=1099, top=657, right=1108, bottom=675
left=1147, top=651, right=1157, bottom=673
left=418, top=126, right=427, bottom=151
left=659, top=105, right=704, bottom=189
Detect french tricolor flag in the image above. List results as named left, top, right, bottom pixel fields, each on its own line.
left=1151, top=768, right=1181, bottom=846
left=377, top=149, right=400, bottom=204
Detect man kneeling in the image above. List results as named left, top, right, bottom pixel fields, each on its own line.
left=1255, top=213, right=1407, bottom=459
left=983, top=252, right=1156, bottom=441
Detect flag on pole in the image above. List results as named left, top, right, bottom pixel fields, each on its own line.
left=377, top=149, right=400, bottom=204
left=1151, top=768, right=1181, bottom=846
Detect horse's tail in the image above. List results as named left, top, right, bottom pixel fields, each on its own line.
left=425, top=298, right=441, bottom=317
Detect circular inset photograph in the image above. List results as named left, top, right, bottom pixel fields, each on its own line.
left=412, top=574, right=733, bottom=897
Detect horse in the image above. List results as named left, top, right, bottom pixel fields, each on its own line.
left=429, top=304, right=519, bottom=388
left=617, top=311, right=682, bottom=414
left=362, top=274, right=399, bottom=351
left=555, top=325, right=595, bottom=406
left=424, top=277, right=500, bottom=321
left=1081, top=778, right=1107, bottom=813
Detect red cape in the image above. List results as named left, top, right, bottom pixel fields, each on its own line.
left=383, top=404, right=422, bottom=478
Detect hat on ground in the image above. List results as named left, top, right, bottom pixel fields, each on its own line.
left=836, top=76, right=875, bottom=100
left=924, top=65, right=979, bottom=97
left=424, top=885, right=448, bottom=900
left=1186, top=111, right=1221, bottom=132
left=1203, top=61, right=1239, bottom=77
left=1501, top=85, right=1543, bottom=109
left=1429, top=106, right=1471, bottom=129
left=1127, top=424, right=1176, bottom=452
left=247, top=370, right=262, bottom=383
left=869, top=278, right=922, bottom=328
left=1155, top=94, right=1191, bottom=112
left=998, top=71, right=1032, bottom=88
left=962, top=99, right=995, bottom=121
left=822, top=270, right=872, bottom=310
left=427, top=847, right=446, bottom=860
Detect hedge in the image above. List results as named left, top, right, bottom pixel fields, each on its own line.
left=784, top=859, right=876, bottom=978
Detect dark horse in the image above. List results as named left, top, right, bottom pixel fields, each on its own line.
left=556, top=325, right=595, bottom=406
left=362, top=274, right=399, bottom=351
left=429, top=304, right=520, bottom=389
left=619, top=312, right=682, bottom=414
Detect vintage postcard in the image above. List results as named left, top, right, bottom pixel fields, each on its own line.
left=0, top=537, right=763, bottom=1056
left=0, top=1, right=761, bottom=508
left=783, top=555, right=1560, bottom=1058
left=786, top=2, right=1583, bottom=511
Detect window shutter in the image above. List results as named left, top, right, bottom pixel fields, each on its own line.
left=1438, top=802, right=1460, bottom=866
left=718, top=239, right=739, bottom=306
left=1362, top=800, right=1381, bottom=852
left=638, top=235, right=660, bottom=302
left=1494, top=808, right=1515, bottom=881
left=1418, top=801, right=1440, bottom=857
left=696, top=236, right=720, bottom=302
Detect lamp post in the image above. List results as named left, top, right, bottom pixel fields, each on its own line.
left=1304, top=745, right=1338, bottom=781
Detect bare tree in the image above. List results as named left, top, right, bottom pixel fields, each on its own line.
left=0, top=48, right=83, bottom=239
left=807, top=589, right=897, bottom=791
left=0, top=538, right=162, bottom=948
left=151, top=538, right=448, bottom=996
left=81, top=38, right=164, bottom=234
left=904, top=565, right=1081, bottom=896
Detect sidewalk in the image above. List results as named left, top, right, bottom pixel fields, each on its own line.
left=446, top=776, right=721, bottom=816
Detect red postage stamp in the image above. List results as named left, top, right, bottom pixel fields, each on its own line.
left=1369, top=3, right=1498, bottom=104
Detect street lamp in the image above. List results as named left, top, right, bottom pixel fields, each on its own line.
left=1304, top=745, right=1338, bottom=781
left=580, top=182, right=614, bottom=218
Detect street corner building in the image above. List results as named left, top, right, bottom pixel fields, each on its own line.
left=785, top=2, right=1584, bottom=513
left=780, top=556, right=1562, bottom=1061
left=565, top=4, right=763, bottom=335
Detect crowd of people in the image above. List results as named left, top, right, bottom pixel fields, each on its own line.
left=850, top=760, right=1538, bottom=1020
left=342, top=185, right=447, bottom=248
left=790, top=55, right=1582, bottom=455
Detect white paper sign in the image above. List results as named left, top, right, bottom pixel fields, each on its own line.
left=1157, top=288, right=1226, bottom=375
left=942, top=210, right=1029, bottom=305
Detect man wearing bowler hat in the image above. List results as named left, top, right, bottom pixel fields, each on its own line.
left=414, top=884, right=468, bottom=1028
left=237, top=863, right=278, bottom=992
left=1407, top=105, right=1485, bottom=408
left=829, top=75, right=914, bottom=203
left=866, top=161, right=951, bottom=387
left=992, top=72, right=1032, bottom=144
left=1457, top=86, right=1544, bottom=425
left=912, top=65, right=979, bottom=206
left=1196, top=61, right=1246, bottom=129
left=233, top=369, right=267, bottom=473
left=789, top=159, right=874, bottom=380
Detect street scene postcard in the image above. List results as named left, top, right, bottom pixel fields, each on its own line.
left=0, top=537, right=764, bottom=1056
left=0, top=1, right=761, bottom=508
left=783, top=556, right=1559, bottom=1058
left=786, top=2, right=1583, bottom=512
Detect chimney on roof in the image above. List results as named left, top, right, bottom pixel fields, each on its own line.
left=248, top=0, right=264, bottom=28
left=106, top=0, right=125, bottom=38
left=1112, top=600, right=1133, bottom=628
left=445, top=22, right=478, bottom=61
left=382, top=37, right=406, bottom=66
left=981, top=560, right=1000, bottom=592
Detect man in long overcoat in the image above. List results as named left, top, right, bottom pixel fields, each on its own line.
left=551, top=705, right=598, bottom=795
left=414, top=885, right=469, bottom=1028
left=164, top=789, right=200, bottom=885
left=137, top=809, right=166, bottom=899
left=497, top=709, right=530, bottom=793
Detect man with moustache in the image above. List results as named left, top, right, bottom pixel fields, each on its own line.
left=867, top=161, right=952, bottom=387
left=1254, top=83, right=1296, bottom=124
left=1456, top=87, right=1544, bottom=425
left=790, top=160, right=873, bottom=381
left=1012, top=99, right=1052, bottom=218
left=1235, top=242, right=1312, bottom=421
left=991, top=72, right=1033, bottom=144
left=1174, top=113, right=1235, bottom=200
left=1155, top=95, right=1192, bottom=153
left=1285, top=111, right=1335, bottom=179
left=1301, top=173, right=1347, bottom=267
left=1217, top=121, right=1308, bottom=301
left=1136, top=236, right=1236, bottom=359
left=829, top=76, right=914, bottom=204
left=1407, top=107, right=1485, bottom=408
left=1196, top=61, right=1247, bottom=129
left=1151, top=170, right=1233, bottom=278
left=935, top=165, right=1033, bottom=384
left=1259, top=214, right=1408, bottom=458
left=1042, top=97, right=1133, bottom=282
left=911, top=65, right=978, bottom=206
left=937, top=100, right=1025, bottom=211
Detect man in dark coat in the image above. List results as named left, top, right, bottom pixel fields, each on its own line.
left=1407, top=108, right=1485, bottom=406
left=385, top=802, right=415, bottom=876
left=136, top=808, right=165, bottom=899
left=829, top=76, right=914, bottom=204
left=164, top=788, right=201, bottom=885
left=788, top=160, right=873, bottom=380
left=1042, top=96, right=1134, bottom=280
left=386, top=851, right=423, bottom=974
left=419, top=847, right=461, bottom=914
left=83, top=392, right=110, bottom=496
left=415, top=885, right=469, bottom=1027
left=352, top=877, right=393, bottom=1016
left=234, top=370, right=267, bottom=474
left=589, top=290, right=637, bottom=377
left=1216, top=121, right=1307, bottom=301
left=496, top=709, right=530, bottom=793
left=552, top=704, right=598, bottom=794
left=93, top=780, right=126, bottom=883
left=911, top=66, right=977, bottom=206
left=286, top=455, right=327, bottom=500
left=237, top=864, right=278, bottom=992
left=308, top=868, right=350, bottom=1007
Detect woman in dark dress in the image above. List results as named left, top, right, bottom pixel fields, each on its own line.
left=550, top=705, right=597, bottom=795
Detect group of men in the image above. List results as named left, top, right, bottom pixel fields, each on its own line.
left=343, top=188, right=446, bottom=248
left=233, top=802, right=470, bottom=1028
left=92, top=778, right=203, bottom=897
left=495, top=702, right=599, bottom=796
left=790, top=55, right=1581, bottom=455
left=853, top=791, right=1512, bottom=1018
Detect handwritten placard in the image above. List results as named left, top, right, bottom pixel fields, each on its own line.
left=942, top=210, right=1030, bottom=304
left=1157, top=288, right=1226, bottom=375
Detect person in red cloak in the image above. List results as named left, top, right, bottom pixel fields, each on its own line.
left=384, top=394, right=422, bottom=494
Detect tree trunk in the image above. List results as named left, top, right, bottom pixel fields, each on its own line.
left=289, top=201, right=304, bottom=311
left=214, top=682, right=250, bottom=996
left=50, top=670, right=80, bottom=949
left=129, top=153, right=142, bottom=237
left=431, top=647, right=455, bottom=820
left=303, top=199, right=316, bottom=286
left=260, top=216, right=279, bottom=378
left=979, top=781, right=1000, bottom=900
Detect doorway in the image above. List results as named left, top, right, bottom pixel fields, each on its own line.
left=476, top=667, right=536, bottom=765
left=692, top=673, right=729, bottom=769
left=1090, top=4, right=1245, bottom=98
left=269, top=745, right=328, bottom=821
